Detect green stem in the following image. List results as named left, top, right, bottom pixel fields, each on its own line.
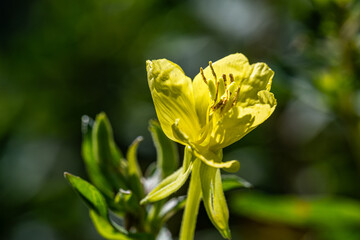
left=179, top=158, right=202, bottom=240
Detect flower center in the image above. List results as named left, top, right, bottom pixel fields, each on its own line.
left=200, top=61, right=241, bottom=116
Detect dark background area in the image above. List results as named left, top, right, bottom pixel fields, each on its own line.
left=1, top=0, right=359, bottom=239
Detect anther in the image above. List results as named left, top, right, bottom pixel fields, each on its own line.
left=209, top=61, right=217, bottom=80
left=200, top=67, right=207, bottom=84
left=229, top=73, right=235, bottom=83
left=212, top=100, right=223, bottom=111
left=222, top=74, right=227, bottom=88
left=214, top=79, right=219, bottom=102
left=232, top=87, right=240, bottom=106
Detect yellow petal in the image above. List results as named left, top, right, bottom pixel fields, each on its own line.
left=192, top=53, right=250, bottom=126
left=237, top=62, right=274, bottom=105
left=211, top=90, right=276, bottom=149
left=147, top=59, right=201, bottom=144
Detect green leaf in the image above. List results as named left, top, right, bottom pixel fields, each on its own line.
left=64, top=172, right=108, bottom=219
left=126, top=137, right=146, bottom=213
left=123, top=138, right=146, bottom=215
left=141, top=147, right=193, bottom=204
left=90, top=210, right=132, bottom=240
left=200, top=163, right=231, bottom=239
left=230, top=192, right=360, bottom=228
left=92, top=112, right=127, bottom=190
left=221, top=174, right=252, bottom=192
left=149, top=120, right=179, bottom=179
left=81, top=115, right=114, bottom=198
left=93, top=112, right=124, bottom=166
left=91, top=209, right=155, bottom=240
left=127, top=136, right=143, bottom=179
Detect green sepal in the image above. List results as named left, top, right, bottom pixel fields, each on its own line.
left=141, top=147, right=194, bottom=204
left=200, top=164, right=231, bottom=239
left=64, top=172, right=108, bottom=219
left=193, top=149, right=240, bottom=173
left=140, top=165, right=192, bottom=204
left=149, top=119, right=179, bottom=179
left=222, top=174, right=252, bottom=192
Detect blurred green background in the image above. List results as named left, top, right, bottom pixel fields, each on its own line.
left=1, top=0, right=360, bottom=239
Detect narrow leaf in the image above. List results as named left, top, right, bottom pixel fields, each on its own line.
left=92, top=112, right=127, bottom=190
left=127, top=137, right=145, bottom=200
left=222, top=174, right=252, bottom=192
left=230, top=192, right=360, bottom=228
left=65, top=172, right=108, bottom=219
left=81, top=115, right=114, bottom=198
left=93, top=113, right=124, bottom=166
left=127, top=136, right=143, bottom=179
left=90, top=210, right=132, bottom=240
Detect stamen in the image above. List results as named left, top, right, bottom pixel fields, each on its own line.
left=207, top=69, right=240, bottom=115
left=209, top=61, right=217, bottom=80
left=222, top=74, right=227, bottom=88
left=229, top=73, right=235, bottom=83
left=214, top=79, right=219, bottom=103
left=200, top=67, right=207, bottom=84
left=212, top=100, right=223, bottom=111
left=220, top=99, right=228, bottom=111
left=220, top=89, right=230, bottom=112
left=232, top=87, right=240, bottom=106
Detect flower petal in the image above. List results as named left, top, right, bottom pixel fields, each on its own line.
left=147, top=59, right=201, bottom=144
left=237, top=62, right=274, bottom=105
left=211, top=90, right=276, bottom=149
left=192, top=53, right=250, bottom=126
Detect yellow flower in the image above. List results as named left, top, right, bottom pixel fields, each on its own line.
left=144, top=53, right=276, bottom=239
left=147, top=53, right=276, bottom=171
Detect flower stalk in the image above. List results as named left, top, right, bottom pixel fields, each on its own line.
left=179, top=158, right=202, bottom=240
